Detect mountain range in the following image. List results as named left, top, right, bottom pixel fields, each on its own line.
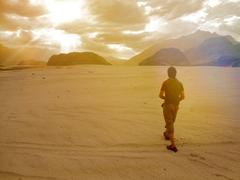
left=127, top=30, right=240, bottom=67
left=185, top=36, right=240, bottom=65
left=139, top=48, right=189, bottom=66
left=1, top=30, right=240, bottom=67
left=126, top=30, right=218, bottom=65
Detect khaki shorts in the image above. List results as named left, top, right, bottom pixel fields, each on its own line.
left=162, top=103, right=178, bottom=135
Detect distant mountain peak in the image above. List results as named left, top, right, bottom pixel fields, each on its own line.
left=200, top=36, right=234, bottom=48
left=127, top=30, right=219, bottom=65
left=194, top=29, right=216, bottom=35
left=139, top=48, right=189, bottom=66
left=155, top=48, right=183, bottom=55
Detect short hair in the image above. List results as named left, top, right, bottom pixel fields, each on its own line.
left=168, top=66, right=177, bottom=78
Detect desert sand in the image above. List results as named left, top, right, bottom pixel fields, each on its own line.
left=0, top=66, right=239, bottom=180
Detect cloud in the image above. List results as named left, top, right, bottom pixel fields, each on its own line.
left=12, top=29, right=33, bottom=44
left=58, top=0, right=206, bottom=56
left=58, top=19, right=146, bottom=38
left=0, top=0, right=47, bottom=17
left=80, top=35, right=115, bottom=56
left=207, top=1, right=240, bottom=19
left=220, top=19, right=240, bottom=40
left=86, top=0, right=147, bottom=25
left=0, top=0, right=49, bottom=31
left=0, top=14, right=51, bottom=31
left=94, top=32, right=147, bottom=44
left=141, top=0, right=204, bottom=19
left=198, top=1, right=240, bottom=41
left=0, top=29, right=34, bottom=46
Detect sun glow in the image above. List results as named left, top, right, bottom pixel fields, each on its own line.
left=107, top=44, right=136, bottom=58
left=33, top=29, right=82, bottom=53
left=46, top=0, right=86, bottom=24
left=145, top=17, right=167, bottom=32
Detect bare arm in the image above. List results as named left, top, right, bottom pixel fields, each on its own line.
left=159, top=90, right=165, bottom=100
left=179, top=90, right=185, bottom=101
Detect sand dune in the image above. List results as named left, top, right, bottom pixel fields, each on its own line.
left=0, top=66, right=239, bottom=180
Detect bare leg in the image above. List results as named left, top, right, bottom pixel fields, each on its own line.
left=169, top=132, right=176, bottom=147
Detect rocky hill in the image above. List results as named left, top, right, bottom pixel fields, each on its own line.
left=47, top=52, right=111, bottom=66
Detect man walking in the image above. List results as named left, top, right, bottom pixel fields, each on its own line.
left=159, top=67, right=185, bottom=152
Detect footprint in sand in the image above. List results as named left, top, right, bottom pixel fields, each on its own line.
left=188, top=153, right=212, bottom=169
left=214, top=174, right=234, bottom=180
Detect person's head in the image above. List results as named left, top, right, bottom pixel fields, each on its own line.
left=168, top=66, right=177, bottom=78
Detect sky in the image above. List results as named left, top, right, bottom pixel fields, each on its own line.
left=0, top=0, right=240, bottom=60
